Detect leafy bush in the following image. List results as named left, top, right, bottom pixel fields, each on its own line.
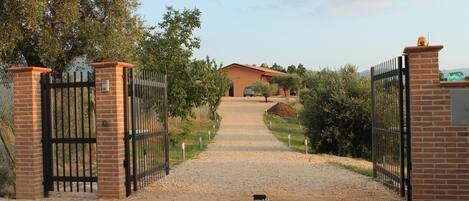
left=300, top=64, right=372, bottom=159
left=169, top=120, right=193, bottom=146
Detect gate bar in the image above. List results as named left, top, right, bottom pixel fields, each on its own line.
left=124, top=68, right=132, bottom=196
left=404, top=54, right=412, bottom=201
left=41, top=73, right=53, bottom=196
left=398, top=56, right=405, bottom=197
left=371, top=67, right=376, bottom=178
left=131, top=68, right=138, bottom=191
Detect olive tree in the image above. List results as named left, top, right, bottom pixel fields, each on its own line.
left=271, top=74, right=301, bottom=96
left=252, top=80, right=278, bottom=102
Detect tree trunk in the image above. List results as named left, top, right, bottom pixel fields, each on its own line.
left=264, top=96, right=268, bottom=102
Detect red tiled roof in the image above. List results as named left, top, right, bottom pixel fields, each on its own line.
left=221, top=63, right=287, bottom=76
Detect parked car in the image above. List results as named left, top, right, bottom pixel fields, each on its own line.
left=243, top=86, right=255, bottom=97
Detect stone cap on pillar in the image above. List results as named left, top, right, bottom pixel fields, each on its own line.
left=8, top=66, right=52, bottom=73
left=403, top=45, right=444, bottom=54
left=89, top=62, right=134, bottom=69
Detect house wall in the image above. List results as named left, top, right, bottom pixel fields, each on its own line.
left=224, top=66, right=263, bottom=97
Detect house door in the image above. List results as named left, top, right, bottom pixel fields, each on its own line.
left=229, top=82, right=234, bottom=97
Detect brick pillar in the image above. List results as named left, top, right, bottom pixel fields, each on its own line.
left=405, top=45, right=469, bottom=200
left=8, top=67, right=52, bottom=199
left=90, top=62, right=133, bottom=199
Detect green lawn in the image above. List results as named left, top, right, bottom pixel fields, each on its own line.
left=168, top=118, right=219, bottom=168
left=263, top=113, right=306, bottom=153
left=263, top=112, right=373, bottom=177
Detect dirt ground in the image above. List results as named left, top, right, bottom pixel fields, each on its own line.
left=127, top=97, right=402, bottom=201
left=15, top=97, right=403, bottom=201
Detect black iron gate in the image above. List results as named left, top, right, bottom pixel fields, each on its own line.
left=124, top=68, right=169, bottom=196
left=371, top=56, right=412, bottom=201
left=41, top=72, right=97, bottom=196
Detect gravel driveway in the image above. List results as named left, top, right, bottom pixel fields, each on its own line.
left=128, top=97, right=402, bottom=201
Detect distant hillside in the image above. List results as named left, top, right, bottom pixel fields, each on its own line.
left=359, top=69, right=370, bottom=77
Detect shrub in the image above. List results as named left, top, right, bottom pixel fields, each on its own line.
left=169, top=120, right=193, bottom=146
left=300, top=64, right=372, bottom=159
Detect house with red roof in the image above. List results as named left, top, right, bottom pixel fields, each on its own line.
left=220, top=63, right=289, bottom=97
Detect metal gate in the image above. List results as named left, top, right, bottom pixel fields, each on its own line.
left=124, top=68, right=169, bottom=196
left=371, top=56, right=412, bottom=201
left=41, top=72, right=97, bottom=196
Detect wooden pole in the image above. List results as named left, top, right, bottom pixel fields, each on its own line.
left=182, top=142, right=185, bottom=161
left=288, top=134, right=291, bottom=147
left=199, top=136, right=203, bottom=149
left=304, top=139, right=308, bottom=154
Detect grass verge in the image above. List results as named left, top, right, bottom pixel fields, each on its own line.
left=264, top=112, right=373, bottom=178
left=328, top=161, right=373, bottom=177
left=263, top=113, right=305, bottom=153
left=168, top=118, right=219, bottom=168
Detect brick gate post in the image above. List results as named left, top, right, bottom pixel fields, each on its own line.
left=405, top=45, right=469, bottom=200
left=90, top=62, right=133, bottom=199
left=8, top=66, right=52, bottom=199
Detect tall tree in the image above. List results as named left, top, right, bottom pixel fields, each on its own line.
left=296, top=63, right=307, bottom=76
left=287, top=65, right=297, bottom=74
left=0, top=0, right=143, bottom=72
left=137, top=7, right=203, bottom=118
left=197, top=57, right=230, bottom=119
left=270, top=62, right=286, bottom=72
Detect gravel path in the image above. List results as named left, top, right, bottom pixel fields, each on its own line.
left=129, top=97, right=403, bottom=201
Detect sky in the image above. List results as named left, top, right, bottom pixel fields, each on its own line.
left=137, top=0, right=469, bottom=71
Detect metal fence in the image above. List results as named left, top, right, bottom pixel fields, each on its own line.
left=0, top=71, right=15, bottom=197
left=124, top=68, right=169, bottom=196
left=371, top=56, right=411, bottom=201
left=41, top=72, right=97, bottom=196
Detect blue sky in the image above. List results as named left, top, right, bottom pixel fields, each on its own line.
left=137, top=0, right=469, bottom=71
